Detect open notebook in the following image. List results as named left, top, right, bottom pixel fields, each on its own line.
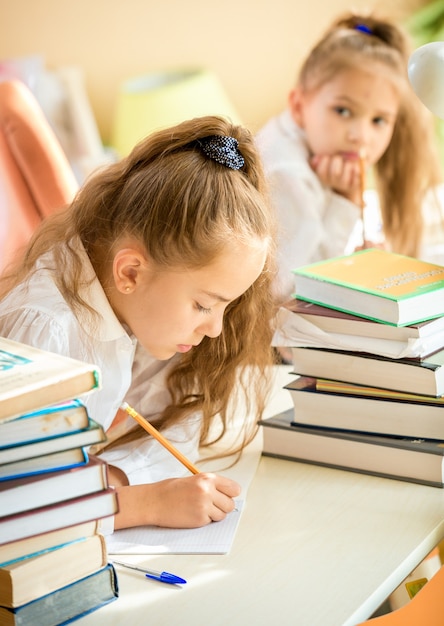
left=105, top=366, right=292, bottom=556
left=106, top=499, right=244, bottom=554
left=106, top=423, right=262, bottom=555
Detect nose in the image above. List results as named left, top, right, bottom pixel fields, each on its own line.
left=198, top=312, right=224, bottom=339
left=347, top=118, right=370, bottom=145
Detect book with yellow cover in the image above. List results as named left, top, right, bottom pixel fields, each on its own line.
left=315, top=378, right=444, bottom=402
left=292, top=248, right=444, bottom=326
left=0, top=534, right=107, bottom=608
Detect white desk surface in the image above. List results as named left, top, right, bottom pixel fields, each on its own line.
left=78, top=366, right=444, bottom=626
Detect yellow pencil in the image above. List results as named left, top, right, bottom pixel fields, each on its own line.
left=359, top=148, right=367, bottom=246
left=120, top=402, right=200, bottom=475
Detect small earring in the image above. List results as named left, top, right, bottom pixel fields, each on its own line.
left=125, top=286, right=131, bottom=292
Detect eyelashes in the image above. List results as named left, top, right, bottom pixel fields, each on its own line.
left=333, top=106, right=351, bottom=117
left=196, top=303, right=212, bottom=314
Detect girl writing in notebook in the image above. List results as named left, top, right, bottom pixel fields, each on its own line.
left=256, top=11, right=442, bottom=303
left=0, top=116, right=277, bottom=531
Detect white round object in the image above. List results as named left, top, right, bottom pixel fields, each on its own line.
left=408, top=41, right=444, bottom=119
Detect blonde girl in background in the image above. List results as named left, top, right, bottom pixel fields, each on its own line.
left=257, top=12, right=442, bottom=302
left=0, top=115, right=277, bottom=531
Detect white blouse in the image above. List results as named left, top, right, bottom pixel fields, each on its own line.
left=0, top=243, right=202, bottom=490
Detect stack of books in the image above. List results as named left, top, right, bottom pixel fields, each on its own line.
left=262, top=248, right=444, bottom=487
left=0, top=337, right=119, bottom=625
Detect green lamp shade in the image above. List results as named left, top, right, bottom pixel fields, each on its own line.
left=111, top=68, right=241, bottom=157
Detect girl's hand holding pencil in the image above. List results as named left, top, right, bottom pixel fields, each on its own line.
left=108, top=403, right=241, bottom=529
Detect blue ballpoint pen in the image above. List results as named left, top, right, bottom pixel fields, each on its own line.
left=112, top=559, right=187, bottom=585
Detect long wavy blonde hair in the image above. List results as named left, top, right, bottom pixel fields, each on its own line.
left=0, top=115, right=278, bottom=454
left=296, top=12, right=442, bottom=257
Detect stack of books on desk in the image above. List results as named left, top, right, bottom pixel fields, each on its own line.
left=0, top=337, right=119, bottom=625
left=263, top=249, right=444, bottom=487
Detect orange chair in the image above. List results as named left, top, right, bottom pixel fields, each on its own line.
left=358, top=564, right=444, bottom=625
left=0, top=79, right=78, bottom=273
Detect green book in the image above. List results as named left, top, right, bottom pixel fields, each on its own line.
left=292, top=248, right=444, bottom=326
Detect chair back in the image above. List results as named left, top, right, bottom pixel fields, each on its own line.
left=0, top=79, right=78, bottom=273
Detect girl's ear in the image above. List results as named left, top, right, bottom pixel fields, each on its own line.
left=288, top=87, right=305, bottom=127
left=112, top=248, right=148, bottom=294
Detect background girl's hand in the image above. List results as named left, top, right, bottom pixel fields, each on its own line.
left=354, top=239, right=387, bottom=252
left=114, top=472, right=241, bottom=530
left=310, top=154, right=362, bottom=206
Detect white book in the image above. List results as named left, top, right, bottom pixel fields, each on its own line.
left=0, top=337, right=100, bottom=422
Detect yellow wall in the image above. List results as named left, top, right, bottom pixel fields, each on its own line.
left=0, top=0, right=426, bottom=144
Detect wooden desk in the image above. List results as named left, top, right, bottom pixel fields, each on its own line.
left=78, top=367, right=444, bottom=626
